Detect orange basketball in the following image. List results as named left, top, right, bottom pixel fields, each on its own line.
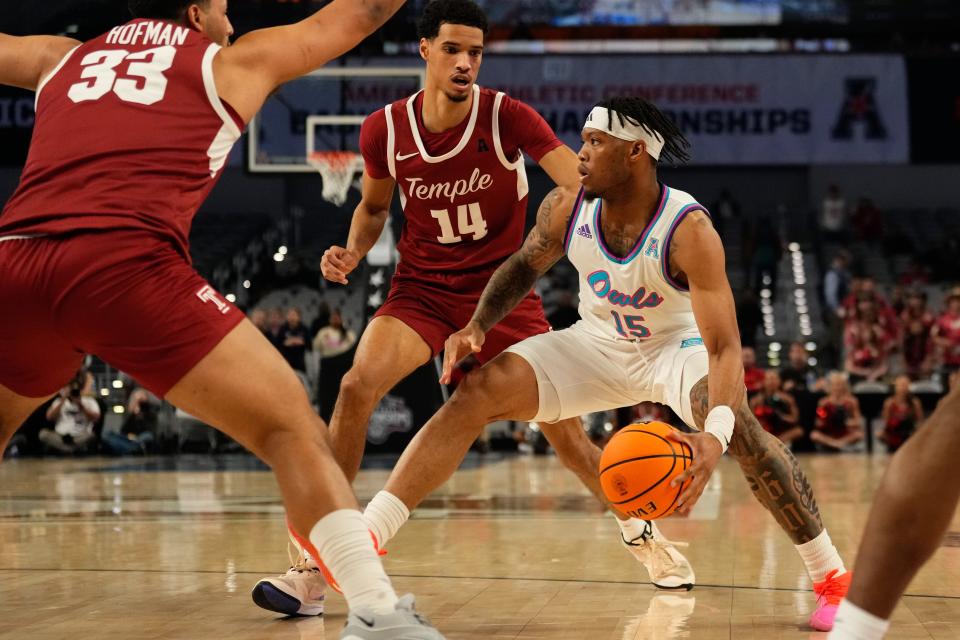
left=599, top=421, right=694, bottom=520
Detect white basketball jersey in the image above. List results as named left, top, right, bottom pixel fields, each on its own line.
left=564, top=184, right=709, bottom=343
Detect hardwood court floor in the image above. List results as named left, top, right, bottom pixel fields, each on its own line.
left=0, top=453, right=958, bottom=639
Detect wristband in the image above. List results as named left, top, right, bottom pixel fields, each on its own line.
left=705, top=405, right=735, bottom=454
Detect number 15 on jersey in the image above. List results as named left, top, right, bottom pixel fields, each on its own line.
left=431, top=202, right=488, bottom=244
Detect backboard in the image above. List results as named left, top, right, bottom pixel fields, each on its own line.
left=247, top=66, right=426, bottom=174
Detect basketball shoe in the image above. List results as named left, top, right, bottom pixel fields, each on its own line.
left=251, top=542, right=326, bottom=616
left=341, top=594, right=445, bottom=639
left=621, top=521, right=696, bottom=590
left=809, top=569, right=852, bottom=631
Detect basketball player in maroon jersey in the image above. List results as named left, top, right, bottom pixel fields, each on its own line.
left=0, top=1, right=444, bottom=637
left=252, top=0, right=694, bottom=617
left=829, top=385, right=960, bottom=639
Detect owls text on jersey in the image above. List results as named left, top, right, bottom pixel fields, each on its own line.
left=563, top=183, right=711, bottom=343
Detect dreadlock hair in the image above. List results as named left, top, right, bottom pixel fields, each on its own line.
left=128, top=0, right=208, bottom=21
left=417, top=0, right=489, bottom=40
left=594, top=97, right=691, bottom=166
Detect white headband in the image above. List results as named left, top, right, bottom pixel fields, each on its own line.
left=583, top=106, right=665, bottom=161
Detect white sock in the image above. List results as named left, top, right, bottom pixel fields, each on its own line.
left=309, top=509, right=398, bottom=614
left=828, top=599, right=890, bottom=639
left=363, top=490, right=410, bottom=548
left=796, top=529, right=846, bottom=583
left=614, top=514, right=652, bottom=541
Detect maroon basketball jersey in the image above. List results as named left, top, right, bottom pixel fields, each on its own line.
left=381, top=86, right=536, bottom=277
left=0, top=19, right=243, bottom=258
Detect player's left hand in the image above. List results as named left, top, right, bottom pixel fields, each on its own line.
left=665, top=430, right=724, bottom=515
left=440, top=322, right=485, bottom=385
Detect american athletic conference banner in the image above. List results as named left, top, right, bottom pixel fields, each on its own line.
left=481, top=55, right=909, bottom=165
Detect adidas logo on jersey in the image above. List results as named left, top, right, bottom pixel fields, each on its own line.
left=575, top=224, right=593, bottom=239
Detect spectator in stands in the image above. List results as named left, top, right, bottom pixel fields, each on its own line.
left=820, top=184, right=848, bottom=244
left=102, top=388, right=158, bottom=455
left=266, top=307, right=284, bottom=347
left=844, top=298, right=891, bottom=383
left=888, top=284, right=906, bottom=316
left=812, top=372, right=864, bottom=452
left=780, top=341, right=822, bottom=394
left=822, top=251, right=852, bottom=368
left=841, top=277, right=898, bottom=336
left=779, top=341, right=822, bottom=451
left=742, top=346, right=766, bottom=396
left=736, top=288, right=762, bottom=348
left=850, top=196, right=883, bottom=243
left=750, top=370, right=804, bottom=447
left=249, top=308, right=268, bottom=334
left=40, top=369, right=100, bottom=455
left=313, top=309, right=357, bottom=358
left=823, top=251, right=852, bottom=319
left=897, top=257, right=931, bottom=287
left=933, top=289, right=960, bottom=375
left=900, top=290, right=936, bottom=380
left=309, top=301, right=331, bottom=341
left=279, top=307, right=311, bottom=374
left=880, top=375, right=924, bottom=453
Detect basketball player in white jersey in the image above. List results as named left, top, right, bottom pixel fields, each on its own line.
left=253, top=0, right=693, bottom=618
left=359, top=97, right=854, bottom=631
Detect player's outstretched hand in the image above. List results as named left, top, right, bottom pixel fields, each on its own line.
left=321, top=246, right=359, bottom=285
left=665, top=430, right=723, bottom=516
left=440, top=322, right=485, bottom=385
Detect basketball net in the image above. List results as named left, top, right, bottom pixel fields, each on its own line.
left=308, top=151, right=365, bottom=207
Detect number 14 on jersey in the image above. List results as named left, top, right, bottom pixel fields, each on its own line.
left=431, top=202, right=488, bottom=244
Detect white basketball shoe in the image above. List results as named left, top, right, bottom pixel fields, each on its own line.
left=621, top=520, right=696, bottom=590
left=341, top=594, right=445, bottom=640
left=251, top=543, right=326, bottom=616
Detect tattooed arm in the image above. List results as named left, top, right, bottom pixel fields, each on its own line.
left=438, top=187, right=577, bottom=383
left=472, top=187, right=576, bottom=331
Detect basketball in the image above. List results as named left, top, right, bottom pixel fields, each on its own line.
left=599, top=421, right=694, bottom=520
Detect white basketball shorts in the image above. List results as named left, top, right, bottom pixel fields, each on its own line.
left=504, top=320, right=709, bottom=428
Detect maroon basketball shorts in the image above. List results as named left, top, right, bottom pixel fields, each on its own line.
left=374, top=271, right=552, bottom=364
left=0, top=230, right=244, bottom=398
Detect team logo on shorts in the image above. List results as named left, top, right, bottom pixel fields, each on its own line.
left=195, top=285, right=230, bottom=315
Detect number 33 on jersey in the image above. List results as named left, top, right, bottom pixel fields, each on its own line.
left=2, top=19, right=244, bottom=259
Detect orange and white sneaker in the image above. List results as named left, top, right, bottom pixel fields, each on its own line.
left=251, top=543, right=326, bottom=616
left=283, top=520, right=387, bottom=596
left=810, top=569, right=853, bottom=631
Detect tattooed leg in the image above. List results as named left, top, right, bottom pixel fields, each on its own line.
left=689, top=376, right=823, bottom=544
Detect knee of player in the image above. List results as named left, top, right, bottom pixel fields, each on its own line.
left=249, top=422, right=320, bottom=463
left=450, top=368, right=502, bottom=418
left=339, top=366, right=383, bottom=402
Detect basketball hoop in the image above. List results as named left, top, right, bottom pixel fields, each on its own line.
left=308, top=152, right=365, bottom=206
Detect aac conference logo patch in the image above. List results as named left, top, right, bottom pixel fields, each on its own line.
left=832, top=77, right=888, bottom=141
